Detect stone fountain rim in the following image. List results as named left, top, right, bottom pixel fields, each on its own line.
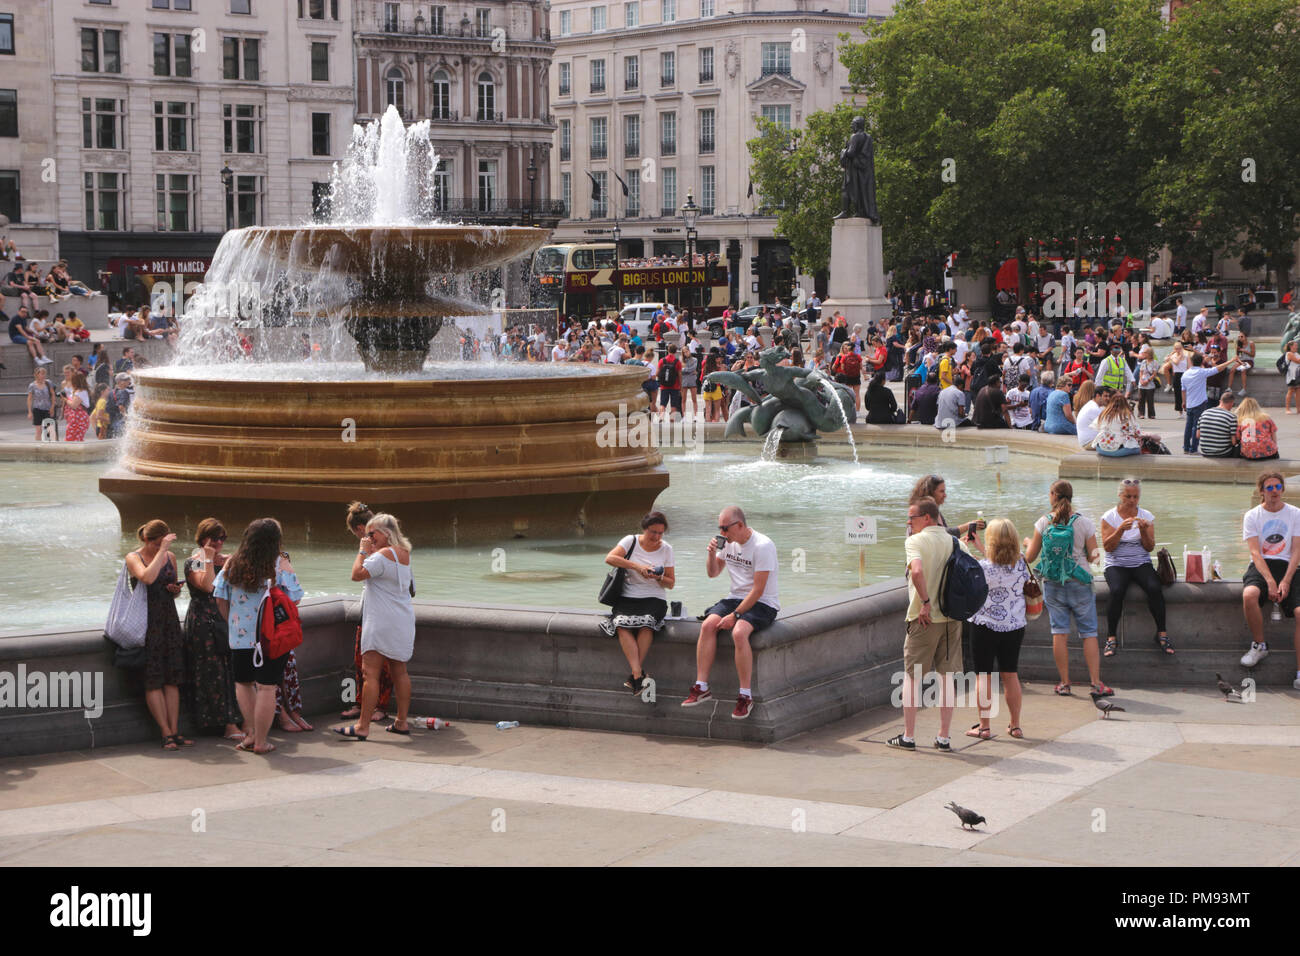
left=131, top=363, right=649, bottom=390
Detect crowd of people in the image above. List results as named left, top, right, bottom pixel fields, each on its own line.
left=22, top=343, right=138, bottom=441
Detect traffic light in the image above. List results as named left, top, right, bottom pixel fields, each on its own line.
left=750, top=256, right=760, bottom=276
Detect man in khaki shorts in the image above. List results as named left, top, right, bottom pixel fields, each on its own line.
left=889, top=496, right=967, bottom=751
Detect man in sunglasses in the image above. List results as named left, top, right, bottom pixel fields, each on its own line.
left=681, top=506, right=779, bottom=719
left=1241, top=472, right=1300, bottom=690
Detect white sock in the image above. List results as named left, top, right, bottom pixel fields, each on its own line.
left=936, top=736, right=950, bottom=745
left=697, top=681, right=709, bottom=692
left=902, top=734, right=914, bottom=744
left=739, top=687, right=751, bottom=698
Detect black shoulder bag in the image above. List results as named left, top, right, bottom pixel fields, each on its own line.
left=598, top=536, right=637, bottom=607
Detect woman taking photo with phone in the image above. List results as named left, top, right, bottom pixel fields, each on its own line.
left=125, top=520, right=189, bottom=750
left=599, top=511, right=674, bottom=698
left=182, top=518, right=245, bottom=742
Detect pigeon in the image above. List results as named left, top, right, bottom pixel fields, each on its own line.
left=1090, top=691, right=1125, bottom=719
left=1215, top=673, right=1241, bottom=701
left=944, top=801, right=986, bottom=830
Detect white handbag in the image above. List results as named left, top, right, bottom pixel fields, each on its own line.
left=104, top=561, right=148, bottom=648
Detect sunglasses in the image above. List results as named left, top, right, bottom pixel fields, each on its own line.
left=1122, top=478, right=1141, bottom=486
left=1264, top=483, right=1284, bottom=492
left=718, top=521, right=739, bottom=532
left=366, top=530, right=385, bottom=538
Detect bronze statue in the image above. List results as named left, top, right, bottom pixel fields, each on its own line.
left=834, top=115, right=878, bottom=224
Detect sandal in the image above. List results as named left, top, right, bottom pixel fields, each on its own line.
left=253, top=742, right=277, bottom=755
left=965, top=724, right=992, bottom=739
left=1103, top=638, right=1118, bottom=657
left=332, top=724, right=368, bottom=741
left=1091, top=682, right=1115, bottom=697
left=170, top=733, right=194, bottom=747
left=1054, top=683, right=1072, bottom=696
left=162, top=736, right=179, bottom=751
left=235, top=737, right=256, bottom=751
left=1155, top=633, right=1174, bottom=655
left=1007, top=726, right=1024, bottom=738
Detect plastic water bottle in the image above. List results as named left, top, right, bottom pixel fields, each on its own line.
left=1272, top=602, right=1283, bottom=622
left=496, top=720, right=520, bottom=730
left=411, top=717, right=450, bottom=730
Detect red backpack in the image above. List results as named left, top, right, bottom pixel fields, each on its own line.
left=254, top=580, right=303, bottom=664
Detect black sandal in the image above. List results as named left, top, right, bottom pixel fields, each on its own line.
left=1155, top=633, right=1174, bottom=655
left=1103, top=638, right=1118, bottom=657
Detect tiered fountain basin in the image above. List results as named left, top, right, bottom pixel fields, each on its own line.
left=99, top=362, right=669, bottom=542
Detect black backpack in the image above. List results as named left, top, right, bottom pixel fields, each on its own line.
left=657, top=357, right=679, bottom=388
left=937, top=537, right=989, bottom=621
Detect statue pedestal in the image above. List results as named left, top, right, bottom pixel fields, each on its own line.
left=823, top=219, right=892, bottom=329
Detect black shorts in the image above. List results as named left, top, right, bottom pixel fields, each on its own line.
left=659, top=389, right=682, bottom=411
left=32, top=408, right=54, bottom=426
left=834, top=373, right=862, bottom=387
left=641, top=380, right=658, bottom=400
left=970, top=622, right=1025, bottom=673
left=705, top=598, right=778, bottom=632
left=1242, top=559, right=1300, bottom=615
left=231, top=646, right=289, bottom=685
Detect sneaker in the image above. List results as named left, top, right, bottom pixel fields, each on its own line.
left=680, top=683, right=712, bottom=707
left=885, top=734, right=916, bottom=750
left=934, top=737, right=951, bottom=751
left=1163, top=384, right=1173, bottom=393
left=1237, top=388, right=1247, bottom=397
left=731, top=694, right=753, bottom=720
left=1091, top=682, right=1114, bottom=697
left=1241, top=642, right=1269, bottom=667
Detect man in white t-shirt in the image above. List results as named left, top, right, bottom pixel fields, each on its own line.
left=551, top=340, right=568, bottom=362
left=1006, top=373, right=1034, bottom=428
left=682, top=506, right=779, bottom=720
left=1076, top=387, right=1110, bottom=447
left=1191, top=306, right=1209, bottom=336
left=606, top=336, right=628, bottom=365
left=1147, top=315, right=1174, bottom=339
left=1240, top=472, right=1300, bottom=689
left=1174, top=298, right=1188, bottom=331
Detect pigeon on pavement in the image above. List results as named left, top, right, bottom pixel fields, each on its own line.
left=945, top=801, right=986, bottom=830
left=1090, top=691, right=1126, bottom=719
left=1215, top=673, right=1241, bottom=701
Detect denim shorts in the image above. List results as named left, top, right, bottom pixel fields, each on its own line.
left=1042, top=579, right=1098, bottom=639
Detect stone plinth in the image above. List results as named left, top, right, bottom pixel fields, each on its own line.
left=823, top=218, right=892, bottom=329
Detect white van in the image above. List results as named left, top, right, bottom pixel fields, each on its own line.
left=618, top=302, right=678, bottom=337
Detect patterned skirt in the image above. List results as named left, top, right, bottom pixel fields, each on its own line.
left=599, top=596, right=668, bottom=637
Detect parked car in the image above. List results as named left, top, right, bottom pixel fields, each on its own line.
left=708, top=304, right=799, bottom=336
left=1133, top=289, right=1220, bottom=323
left=618, top=302, right=679, bottom=338
left=1236, top=290, right=1277, bottom=311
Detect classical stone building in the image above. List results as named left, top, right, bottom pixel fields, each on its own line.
left=547, top=0, right=886, bottom=306
left=352, top=0, right=561, bottom=226
left=0, top=2, right=59, bottom=262
left=49, top=0, right=355, bottom=298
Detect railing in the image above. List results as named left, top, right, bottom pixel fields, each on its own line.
left=590, top=144, right=607, bottom=159
left=559, top=146, right=571, bottom=161
left=624, top=141, right=640, bottom=157
left=699, top=70, right=714, bottom=83
left=558, top=83, right=570, bottom=96
left=430, top=109, right=459, bottom=122
left=626, top=205, right=640, bottom=217
left=539, top=112, right=555, bottom=126
left=434, top=198, right=568, bottom=219
left=660, top=139, right=676, bottom=156
left=661, top=205, right=678, bottom=216
left=625, top=80, right=639, bottom=91
left=699, top=137, right=714, bottom=154
left=356, top=12, right=542, bottom=41
left=591, top=81, right=606, bottom=93
left=476, top=110, right=505, bottom=123
left=661, top=74, right=675, bottom=87
left=760, top=65, right=792, bottom=77
left=700, top=205, right=714, bottom=215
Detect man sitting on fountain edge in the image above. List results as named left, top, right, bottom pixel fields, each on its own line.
left=682, top=506, right=780, bottom=720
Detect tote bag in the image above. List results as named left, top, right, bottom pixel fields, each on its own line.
left=104, top=562, right=148, bottom=649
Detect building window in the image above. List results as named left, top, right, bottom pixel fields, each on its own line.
left=761, top=42, right=791, bottom=76
left=590, top=116, right=607, bottom=159
left=698, top=108, right=714, bottom=153
left=625, top=2, right=639, bottom=28
left=0, top=91, right=15, bottom=138
left=153, top=0, right=194, bottom=8
left=699, top=47, right=714, bottom=83
left=661, top=166, right=676, bottom=216
left=561, top=172, right=571, bottom=216
left=430, top=6, right=446, bottom=33
left=0, top=171, right=17, bottom=223
left=299, top=0, right=339, bottom=19
left=559, top=119, right=571, bottom=161
left=81, top=98, right=126, bottom=150
left=432, top=71, right=451, bottom=118
left=84, top=171, right=123, bottom=231
left=700, top=165, right=715, bottom=213
left=624, top=56, right=639, bottom=91
left=660, top=51, right=675, bottom=86
left=228, top=175, right=263, bottom=227
left=154, top=33, right=193, bottom=77
left=700, top=0, right=714, bottom=17
left=591, top=6, right=605, bottom=31
left=156, top=173, right=196, bottom=232
left=0, top=14, right=12, bottom=56
left=311, top=112, right=330, bottom=155
left=81, top=28, right=121, bottom=73
left=590, top=59, right=605, bottom=94
left=312, top=181, right=332, bottom=221
left=623, top=114, right=640, bottom=156
left=310, top=42, right=329, bottom=81
left=475, top=9, right=491, bottom=37
left=383, top=2, right=399, bottom=31
left=625, top=171, right=640, bottom=216
left=591, top=171, right=607, bottom=217
left=223, top=103, right=263, bottom=153
left=477, top=159, right=497, bottom=211
left=662, top=0, right=675, bottom=22
left=659, top=112, right=675, bottom=156
left=559, top=10, right=571, bottom=35
left=232, top=0, right=253, bottom=13
left=558, top=62, right=570, bottom=96
left=760, top=104, right=791, bottom=131
left=385, top=68, right=406, bottom=113
left=223, top=37, right=260, bottom=80
left=849, top=0, right=867, bottom=12
left=476, top=71, right=495, bottom=120
left=433, top=159, right=452, bottom=211
left=154, top=101, right=195, bottom=151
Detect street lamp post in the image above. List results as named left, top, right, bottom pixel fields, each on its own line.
left=680, top=188, right=699, bottom=325
left=525, top=154, right=537, bottom=225
left=221, top=164, right=234, bottom=231
left=612, top=222, right=622, bottom=317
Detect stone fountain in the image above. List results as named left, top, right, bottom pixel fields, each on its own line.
left=99, top=108, right=668, bottom=541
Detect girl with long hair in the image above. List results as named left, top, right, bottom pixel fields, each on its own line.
left=126, top=519, right=189, bottom=749
left=339, top=502, right=393, bottom=723
left=967, top=518, right=1029, bottom=739
left=182, top=517, right=244, bottom=740
left=1235, top=397, right=1279, bottom=460
left=1093, top=393, right=1143, bottom=457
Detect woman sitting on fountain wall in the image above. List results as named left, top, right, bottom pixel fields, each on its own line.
left=600, top=511, right=675, bottom=699
left=182, top=517, right=244, bottom=743
left=214, top=518, right=304, bottom=755
left=335, top=513, right=415, bottom=740
left=126, top=519, right=191, bottom=751
left=340, top=502, right=393, bottom=725
left=864, top=371, right=905, bottom=424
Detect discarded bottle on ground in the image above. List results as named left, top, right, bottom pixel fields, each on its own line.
left=410, top=717, right=450, bottom=730
left=496, top=720, right=520, bottom=730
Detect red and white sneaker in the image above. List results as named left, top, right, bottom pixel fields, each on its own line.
left=681, top=683, right=712, bottom=707
left=731, top=694, right=753, bottom=720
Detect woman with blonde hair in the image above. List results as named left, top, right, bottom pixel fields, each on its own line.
left=1235, top=397, right=1279, bottom=460
left=335, top=512, right=415, bottom=739
left=339, top=502, right=392, bottom=723
left=1093, top=393, right=1143, bottom=457
left=1160, top=340, right=1191, bottom=414
left=966, top=518, right=1030, bottom=739
left=1071, top=379, right=1096, bottom=414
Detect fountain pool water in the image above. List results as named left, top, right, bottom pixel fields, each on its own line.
left=12, top=446, right=1254, bottom=636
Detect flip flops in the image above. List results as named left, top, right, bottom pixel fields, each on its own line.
left=332, top=724, right=368, bottom=741
left=965, top=724, right=992, bottom=739
left=384, top=724, right=411, bottom=736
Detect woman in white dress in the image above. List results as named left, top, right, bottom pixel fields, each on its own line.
left=334, top=513, right=414, bottom=740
